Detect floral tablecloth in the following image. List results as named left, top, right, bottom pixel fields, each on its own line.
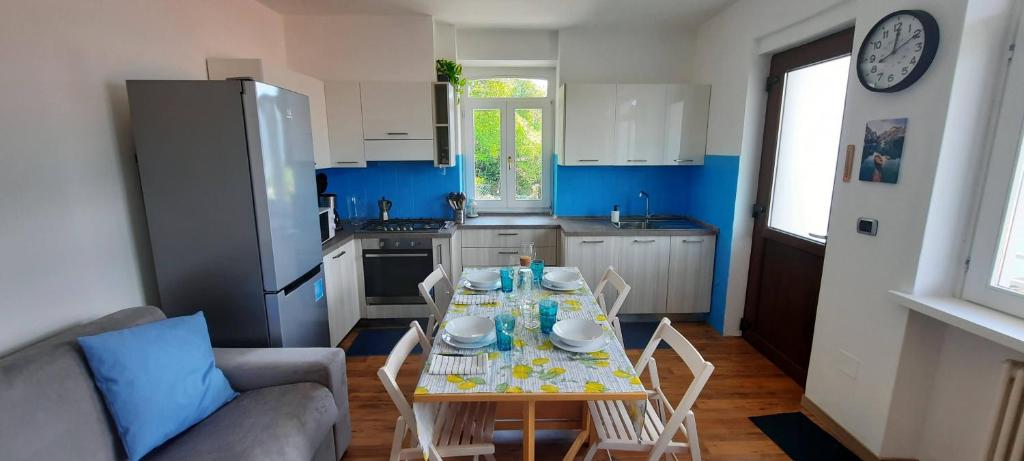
left=414, top=267, right=647, bottom=396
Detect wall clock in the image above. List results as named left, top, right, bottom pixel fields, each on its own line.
left=856, top=10, right=939, bottom=92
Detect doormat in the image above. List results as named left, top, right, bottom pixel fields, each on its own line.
left=750, top=412, right=860, bottom=461
left=345, top=328, right=422, bottom=357
left=618, top=321, right=670, bottom=350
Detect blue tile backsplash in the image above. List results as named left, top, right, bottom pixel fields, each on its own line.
left=317, top=153, right=739, bottom=333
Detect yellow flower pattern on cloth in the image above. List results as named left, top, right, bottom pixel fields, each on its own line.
left=532, top=357, right=550, bottom=366
left=614, top=369, right=643, bottom=385
left=512, top=364, right=533, bottom=379
left=540, top=384, right=560, bottom=393
left=447, top=374, right=485, bottom=390
left=415, top=386, right=429, bottom=395
left=595, top=314, right=608, bottom=322
left=584, top=381, right=607, bottom=393
left=562, top=299, right=582, bottom=312
left=536, top=340, right=554, bottom=351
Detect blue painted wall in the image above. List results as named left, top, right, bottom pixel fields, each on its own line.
left=318, top=156, right=462, bottom=220
left=553, top=154, right=739, bottom=333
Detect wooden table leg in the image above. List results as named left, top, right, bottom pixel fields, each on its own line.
left=523, top=401, right=536, bottom=461
left=563, top=403, right=591, bottom=461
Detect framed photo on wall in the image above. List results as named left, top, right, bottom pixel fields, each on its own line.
left=859, top=118, right=907, bottom=184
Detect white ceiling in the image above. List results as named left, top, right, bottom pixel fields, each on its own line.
left=256, top=0, right=738, bottom=29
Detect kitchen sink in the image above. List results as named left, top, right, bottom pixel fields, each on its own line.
left=613, top=218, right=703, bottom=230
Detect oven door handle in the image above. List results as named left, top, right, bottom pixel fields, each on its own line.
left=363, top=253, right=432, bottom=258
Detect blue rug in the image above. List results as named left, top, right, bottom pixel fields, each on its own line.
left=345, top=328, right=422, bottom=357
left=750, top=412, right=860, bottom=461
left=619, top=321, right=670, bottom=350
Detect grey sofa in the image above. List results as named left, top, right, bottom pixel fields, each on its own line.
left=0, top=306, right=352, bottom=461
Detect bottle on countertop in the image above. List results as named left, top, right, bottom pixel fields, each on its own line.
left=611, top=205, right=620, bottom=224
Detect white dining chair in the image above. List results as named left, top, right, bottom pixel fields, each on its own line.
left=418, top=264, right=455, bottom=340
left=378, top=322, right=497, bottom=461
left=584, top=318, right=714, bottom=461
left=594, top=266, right=631, bottom=318
left=610, top=316, right=625, bottom=347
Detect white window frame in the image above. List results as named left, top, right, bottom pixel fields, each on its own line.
left=964, top=8, right=1024, bottom=317
left=461, top=68, right=554, bottom=213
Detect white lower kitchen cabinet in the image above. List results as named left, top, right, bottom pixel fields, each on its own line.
left=667, top=235, right=715, bottom=313
left=562, top=237, right=618, bottom=295
left=324, top=240, right=360, bottom=346
left=462, top=246, right=557, bottom=267
left=614, top=237, right=671, bottom=314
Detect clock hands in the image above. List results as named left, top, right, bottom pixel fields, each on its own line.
left=879, top=33, right=916, bottom=63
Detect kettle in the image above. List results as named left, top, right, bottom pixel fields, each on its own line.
left=378, top=196, right=392, bottom=222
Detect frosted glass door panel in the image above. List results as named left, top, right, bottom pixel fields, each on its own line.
left=768, top=56, right=850, bottom=242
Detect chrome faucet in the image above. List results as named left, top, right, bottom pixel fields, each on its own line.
left=639, top=191, right=651, bottom=218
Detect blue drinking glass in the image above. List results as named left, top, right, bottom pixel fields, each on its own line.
left=539, top=299, right=558, bottom=334
left=531, top=259, right=545, bottom=284
left=495, top=314, right=516, bottom=351
left=500, top=267, right=514, bottom=293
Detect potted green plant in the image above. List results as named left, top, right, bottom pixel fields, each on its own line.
left=436, top=59, right=465, bottom=94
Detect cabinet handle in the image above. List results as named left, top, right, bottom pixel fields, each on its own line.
left=673, top=159, right=694, bottom=163
left=497, top=251, right=519, bottom=255
left=497, top=232, right=519, bottom=236
left=335, top=161, right=360, bottom=164
left=332, top=250, right=346, bottom=259
left=681, top=240, right=701, bottom=244
left=633, top=239, right=657, bottom=243
left=386, top=132, right=409, bottom=136
left=581, top=240, right=605, bottom=244
left=578, top=159, right=600, bottom=162
left=627, top=159, right=648, bottom=163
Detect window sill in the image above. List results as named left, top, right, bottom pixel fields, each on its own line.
left=891, top=291, right=1024, bottom=354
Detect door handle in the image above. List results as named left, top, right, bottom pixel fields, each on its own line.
left=386, top=132, right=409, bottom=136
left=808, top=233, right=828, bottom=241
left=674, top=159, right=694, bottom=163
left=633, top=239, right=657, bottom=244
left=627, top=159, right=647, bottom=163
left=497, top=232, right=520, bottom=236
left=578, top=159, right=600, bottom=163
left=497, top=251, right=519, bottom=255
left=507, top=155, right=513, bottom=170
left=335, top=161, right=360, bottom=164
left=581, top=240, right=605, bottom=244
left=752, top=203, right=766, bottom=219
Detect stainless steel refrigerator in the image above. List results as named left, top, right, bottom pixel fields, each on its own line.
left=127, top=79, right=328, bottom=347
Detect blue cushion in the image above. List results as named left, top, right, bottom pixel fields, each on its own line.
left=77, top=312, right=237, bottom=461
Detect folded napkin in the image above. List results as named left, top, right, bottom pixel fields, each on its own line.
left=452, top=294, right=499, bottom=305
left=429, top=354, right=488, bottom=375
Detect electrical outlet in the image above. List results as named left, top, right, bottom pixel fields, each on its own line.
left=837, top=349, right=861, bottom=380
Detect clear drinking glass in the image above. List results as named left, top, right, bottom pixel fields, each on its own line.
left=519, top=242, right=535, bottom=267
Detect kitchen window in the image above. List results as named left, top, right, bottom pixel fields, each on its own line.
left=964, top=12, right=1024, bottom=317
left=463, top=72, right=553, bottom=212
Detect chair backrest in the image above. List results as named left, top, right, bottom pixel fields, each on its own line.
left=418, top=265, right=454, bottom=335
left=377, top=322, right=433, bottom=441
left=593, top=266, right=631, bottom=318
left=634, top=318, right=714, bottom=458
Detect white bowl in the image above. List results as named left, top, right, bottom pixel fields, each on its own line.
left=543, top=270, right=580, bottom=288
left=445, top=316, right=494, bottom=343
left=465, top=270, right=500, bottom=288
left=552, top=319, right=604, bottom=346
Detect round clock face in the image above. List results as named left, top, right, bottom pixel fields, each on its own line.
left=857, top=10, right=939, bottom=92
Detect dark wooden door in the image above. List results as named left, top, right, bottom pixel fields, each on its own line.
left=743, top=29, right=854, bottom=386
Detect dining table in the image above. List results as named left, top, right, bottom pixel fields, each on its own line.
left=412, top=266, right=648, bottom=461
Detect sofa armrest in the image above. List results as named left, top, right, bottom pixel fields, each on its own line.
left=213, top=347, right=352, bottom=458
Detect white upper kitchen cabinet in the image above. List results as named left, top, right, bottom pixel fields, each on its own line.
left=666, top=235, right=715, bottom=313
left=614, top=236, right=670, bottom=314
left=324, top=81, right=366, bottom=168
left=206, top=58, right=332, bottom=169
left=562, top=84, right=617, bottom=165
left=615, top=84, right=667, bottom=165
left=359, top=82, right=433, bottom=140
left=663, top=84, right=711, bottom=166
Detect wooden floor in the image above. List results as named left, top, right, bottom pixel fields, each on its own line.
left=339, top=322, right=804, bottom=460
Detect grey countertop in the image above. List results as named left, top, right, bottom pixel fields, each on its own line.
left=323, top=214, right=717, bottom=256
left=460, top=214, right=718, bottom=237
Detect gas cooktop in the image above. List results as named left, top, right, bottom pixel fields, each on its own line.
left=355, top=219, right=452, bottom=233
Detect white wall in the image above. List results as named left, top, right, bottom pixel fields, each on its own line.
left=557, top=26, right=696, bottom=83
left=456, top=28, right=558, bottom=63
left=696, top=0, right=1022, bottom=458
left=0, top=0, right=287, bottom=354
left=283, top=14, right=435, bottom=81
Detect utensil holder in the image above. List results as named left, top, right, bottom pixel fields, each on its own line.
left=454, top=209, right=465, bottom=224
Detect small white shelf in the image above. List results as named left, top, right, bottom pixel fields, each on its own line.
left=891, top=290, right=1024, bottom=354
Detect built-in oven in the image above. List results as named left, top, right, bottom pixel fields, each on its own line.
left=362, top=238, right=434, bottom=305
